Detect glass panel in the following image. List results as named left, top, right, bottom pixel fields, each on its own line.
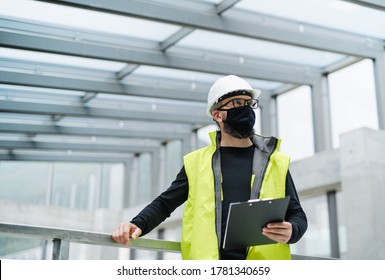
left=1, top=0, right=180, bottom=40
left=50, top=162, right=100, bottom=210
left=177, top=30, right=344, bottom=67
left=0, top=133, right=29, bottom=141
left=100, top=163, right=124, bottom=209
left=0, top=237, right=42, bottom=259
left=254, top=108, right=262, bottom=135
left=0, top=84, right=85, bottom=98
left=132, top=66, right=283, bottom=91
left=0, top=161, right=49, bottom=204
left=0, top=112, right=52, bottom=124
left=328, top=59, right=378, bottom=148
left=0, top=47, right=126, bottom=71
left=253, top=81, right=283, bottom=91
left=91, top=93, right=206, bottom=116
left=60, top=117, right=192, bottom=135
left=290, top=195, right=331, bottom=257
left=235, top=0, right=385, bottom=39
left=132, top=66, right=221, bottom=83
left=277, top=86, right=314, bottom=161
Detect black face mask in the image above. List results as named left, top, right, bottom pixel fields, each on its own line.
left=223, top=106, right=256, bottom=139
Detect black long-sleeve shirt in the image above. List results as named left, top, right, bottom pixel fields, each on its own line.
left=131, top=145, right=307, bottom=259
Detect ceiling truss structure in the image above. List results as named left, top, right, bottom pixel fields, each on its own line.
left=0, top=0, right=384, bottom=162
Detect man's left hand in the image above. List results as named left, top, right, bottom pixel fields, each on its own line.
left=262, top=221, right=292, bottom=243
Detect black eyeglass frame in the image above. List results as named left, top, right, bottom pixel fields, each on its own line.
left=215, top=98, right=259, bottom=111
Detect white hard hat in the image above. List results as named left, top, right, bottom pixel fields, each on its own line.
left=206, top=75, right=261, bottom=117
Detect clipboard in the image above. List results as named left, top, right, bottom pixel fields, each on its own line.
left=222, top=196, right=290, bottom=250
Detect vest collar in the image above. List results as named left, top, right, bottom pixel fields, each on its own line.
left=209, top=130, right=280, bottom=155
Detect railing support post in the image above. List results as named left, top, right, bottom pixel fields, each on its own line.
left=327, top=191, right=340, bottom=258
left=52, top=238, right=70, bottom=260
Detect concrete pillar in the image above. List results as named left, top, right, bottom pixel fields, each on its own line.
left=121, top=160, right=132, bottom=209
left=158, top=144, right=166, bottom=195
left=259, top=94, right=277, bottom=137
left=165, top=139, right=183, bottom=187
left=137, top=153, right=152, bottom=204
left=340, top=127, right=385, bottom=259
left=373, top=54, right=385, bottom=130
left=181, top=135, right=192, bottom=157
left=311, top=76, right=333, bottom=152
left=151, top=150, right=160, bottom=198
left=128, top=157, right=139, bottom=207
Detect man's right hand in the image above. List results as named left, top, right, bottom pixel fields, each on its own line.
left=112, top=222, right=142, bottom=247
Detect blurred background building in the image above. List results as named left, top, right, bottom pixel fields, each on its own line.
left=0, top=0, right=384, bottom=260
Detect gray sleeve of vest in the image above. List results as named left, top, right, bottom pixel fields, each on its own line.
left=130, top=166, right=188, bottom=236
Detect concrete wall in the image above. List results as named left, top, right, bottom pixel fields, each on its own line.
left=291, top=127, right=385, bottom=259
left=339, top=128, right=385, bottom=259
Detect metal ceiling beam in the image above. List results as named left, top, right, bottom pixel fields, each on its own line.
left=123, top=74, right=213, bottom=93
left=0, top=151, right=132, bottom=162
left=270, top=84, right=302, bottom=96
left=0, top=71, right=207, bottom=102
left=0, top=100, right=211, bottom=125
left=0, top=17, right=324, bottom=85
left=216, top=0, right=241, bottom=14
left=116, top=65, right=140, bottom=80
left=0, top=58, right=116, bottom=79
left=160, top=27, right=194, bottom=51
left=0, top=123, right=192, bottom=140
left=0, top=17, right=159, bottom=50
left=342, top=0, right=385, bottom=11
left=0, top=31, right=321, bottom=85
left=322, top=56, right=364, bottom=74
left=36, top=0, right=383, bottom=58
left=0, top=140, right=159, bottom=153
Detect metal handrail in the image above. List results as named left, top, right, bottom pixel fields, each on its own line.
left=0, top=222, right=333, bottom=260
left=0, top=222, right=180, bottom=259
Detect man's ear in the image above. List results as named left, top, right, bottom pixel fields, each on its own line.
left=212, top=110, right=223, bottom=123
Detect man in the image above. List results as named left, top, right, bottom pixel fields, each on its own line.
left=112, top=75, right=307, bottom=260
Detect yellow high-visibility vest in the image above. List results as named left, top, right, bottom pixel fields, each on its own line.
left=181, top=131, right=291, bottom=260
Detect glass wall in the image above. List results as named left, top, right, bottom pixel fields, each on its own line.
left=0, top=160, right=124, bottom=258
left=0, top=161, right=49, bottom=205
left=291, top=191, right=347, bottom=258
left=0, top=161, right=124, bottom=210
left=291, top=195, right=330, bottom=257
left=276, top=86, right=315, bottom=161
left=328, top=59, right=378, bottom=148
left=51, top=163, right=100, bottom=209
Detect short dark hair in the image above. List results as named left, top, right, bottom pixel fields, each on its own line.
left=211, top=90, right=253, bottom=113
left=217, top=90, right=252, bottom=102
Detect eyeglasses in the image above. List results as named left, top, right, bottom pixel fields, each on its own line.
left=215, top=98, right=259, bottom=111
